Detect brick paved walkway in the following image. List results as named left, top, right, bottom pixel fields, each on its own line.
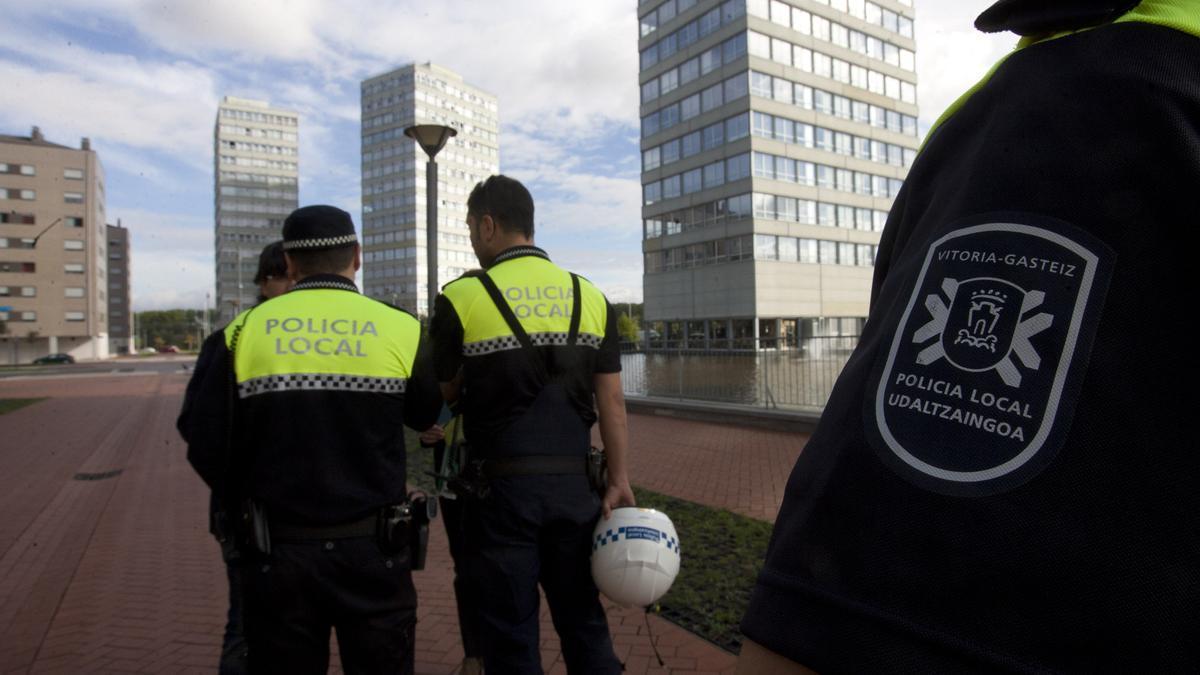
left=0, top=372, right=806, bottom=673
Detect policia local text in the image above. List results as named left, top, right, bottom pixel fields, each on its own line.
left=265, top=317, right=378, bottom=357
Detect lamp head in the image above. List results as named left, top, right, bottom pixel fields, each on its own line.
left=404, top=124, right=457, bottom=159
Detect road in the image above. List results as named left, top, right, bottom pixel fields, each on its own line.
left=0, top=355, right=195, bottom=380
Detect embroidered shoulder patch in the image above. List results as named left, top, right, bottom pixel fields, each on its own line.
left=867, top=216, right=1113, bottom=496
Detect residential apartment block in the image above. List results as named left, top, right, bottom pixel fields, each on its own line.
left=214, top=96, right=299, bottom=325
left=106, top=222, right=133, bottom=355
left=0, top=127, right=109, bottom=363
left=639, top=0, right=918, bottom=348
left=360, top=62, right=499, bottom=315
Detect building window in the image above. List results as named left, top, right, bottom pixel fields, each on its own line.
left=65, top=287, right=85, bottom=298
left=66, top=311, right=86, bottom=321
left=64, top=240, right=85, bottom=251
left=0, top=163, right=35, bottom=175
left=66, top=217, right=84, bottom=228
left=65, top=263, right=84, bottom=274
left=0, top=261, right=36, bottom=273
left=64, top=192, right=84, bottom=204
left=0, top=237, right=35, bottom=249
left=64, top=168, right=84, bottom=180
left=0, top=212, right=35, bottom=224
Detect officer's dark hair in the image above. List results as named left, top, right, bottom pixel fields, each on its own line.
left=467, top=175, right=534, bottom=238
left=286, top=244, right=358, bottom=277
left=253, top=241, right=287, bottom=285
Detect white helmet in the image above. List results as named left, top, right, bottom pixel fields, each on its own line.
left=591, top=507, right=680, bottom=607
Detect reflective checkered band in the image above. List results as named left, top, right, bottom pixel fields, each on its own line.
left=463, top=331, right=605, bottom=356
left=592, top=527, right=681, bottom=554
left=282, top=234, right=358, bottom=250
left=238, top=373, right=407, bottom=399
left=577, top=333, right=603, bottom=349
left=462, top=335, right=522, bottom=356
left=529, top=332, right=571, bottom=347
left=292, top=279, right=357, bottom=292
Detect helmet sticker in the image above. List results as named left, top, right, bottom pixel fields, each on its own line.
left=866, top=216, right=1114, bottom=496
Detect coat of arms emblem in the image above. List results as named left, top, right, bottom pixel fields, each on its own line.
left=867, top=219, right=1112, bottom=496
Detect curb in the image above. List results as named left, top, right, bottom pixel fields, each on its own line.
left=624, top=395, right=823, bottom=434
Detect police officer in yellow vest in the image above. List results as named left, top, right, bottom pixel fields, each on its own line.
left=430, top=175, right=636, bottom=674
left=179, top=240, right=289, bottom=675
left=182, top=205, right=441, bottom=674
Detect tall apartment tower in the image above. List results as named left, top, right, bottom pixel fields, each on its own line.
left=360, top=62, right=499, bottom=315
left=639, top=0, right=918, bottom=348
left=214, top=96, right=299, bottom=324
left=106, top=222, right=133, bottom=354
left=0, top=127, right=109, bottom=363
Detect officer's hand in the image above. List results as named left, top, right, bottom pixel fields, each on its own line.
left=601, top=478, right=636, bottom=520
left=419, top=425, right=444, bottom=446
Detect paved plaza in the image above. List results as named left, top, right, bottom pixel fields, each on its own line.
left=0, top=365, right=807, bottom=674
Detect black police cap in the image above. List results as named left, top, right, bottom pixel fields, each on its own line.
left=282, top=205, right=358, bottom=251
left=253, top=240, right=286, bottom=284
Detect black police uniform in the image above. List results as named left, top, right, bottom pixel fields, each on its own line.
left=740, top=1, right=1200, bottom=671
left=182, top=207, right=441, bottom=674
left=430, top=245, right=623, bottom=675
left=180, top=312, right=252, bottom=675
left=179, top=240, right=287, bottom=675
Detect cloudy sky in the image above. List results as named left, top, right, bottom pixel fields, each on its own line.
left=0, top=0, right=1013, bottom=310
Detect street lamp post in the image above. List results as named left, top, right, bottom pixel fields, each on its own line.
left=403, top=124, right=457, bottom=318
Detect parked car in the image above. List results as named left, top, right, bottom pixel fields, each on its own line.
left=157, top=345, right=180, bottom=353
left=33, top=353, right=75, bottom=365
left=139, top=347, right=158, bottom=355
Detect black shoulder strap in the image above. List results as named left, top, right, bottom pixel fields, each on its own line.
left=476, top=271, right=550, bottom=383
left=567, top=273, right=582, bottom=348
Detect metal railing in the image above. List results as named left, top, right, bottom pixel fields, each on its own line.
left=619, top=336, right=860, bottom=411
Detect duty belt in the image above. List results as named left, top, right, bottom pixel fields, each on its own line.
left=481, top=455, right=588, bottom=478
left=271, top=513, right=377, bottom=541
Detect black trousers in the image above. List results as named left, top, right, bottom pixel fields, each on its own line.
left=434, top=441, right=484, bottom=659
left=219, top=542, right=249, bottom=675
left=466, top=474, right=621, bottom=675
left=244, top=537, right=415, bottom=675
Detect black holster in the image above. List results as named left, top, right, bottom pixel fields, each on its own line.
left=242, top=498, right=271, bottom=558
left=408, top=492, right=436, bottom=571
left=447, top=460, right=491, bottom=501
left=376, top=494, right=437, bottom=570
left=376, top=503, right=411, bottom=557
left=587, top=446, right=609, bottom=496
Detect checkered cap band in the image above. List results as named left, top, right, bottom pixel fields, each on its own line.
left=238, top=372, right=407, bottom=399
left=282, top=234, right=358, bottom=250
left=591, top=527, right=681, bottom=554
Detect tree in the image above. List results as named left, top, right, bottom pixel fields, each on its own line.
left=617, top=313, right=640, bottom=343
left=134, top=309, right=214, bottom=350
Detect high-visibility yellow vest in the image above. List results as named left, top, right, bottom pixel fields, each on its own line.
left=230, top=287, right=421, bottom=398
left=441, top=254, right=608, bottom=355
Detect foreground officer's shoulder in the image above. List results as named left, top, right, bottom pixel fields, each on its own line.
left=359, top=295, right=421, bottom=325
left=222, top=307, right=258, bottom=349
left=441, top=269, right=486, bottom=298
left=570, top=272, right=609, bottom=303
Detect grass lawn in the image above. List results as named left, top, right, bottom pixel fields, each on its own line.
left=0, top=398, right=46, bottom=415
left=633, top=486, right=770, bottom=653
left=404, top=431, right=770, bottom=653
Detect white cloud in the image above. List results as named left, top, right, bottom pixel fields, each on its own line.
left=0, top=0, right=1031, bottom=311
left=914, top=0, right=1014, bottom=135
left=109, top=208, right=213, bottom=311
left=0, top=60, right=218, bottom=174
